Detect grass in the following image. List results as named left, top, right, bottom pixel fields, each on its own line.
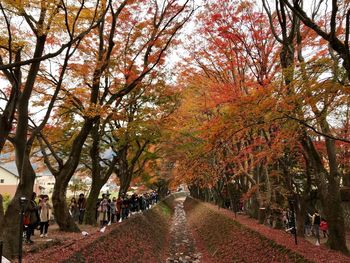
left=158, top=202, right=172, bottom=216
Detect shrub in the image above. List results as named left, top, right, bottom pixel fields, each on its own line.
left=2, top=193, right=11, bottom=212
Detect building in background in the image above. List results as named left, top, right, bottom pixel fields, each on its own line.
left=36, top=176, right=56, bottom=195
left=0, top=165, right=40, bottom=197
left=0, top=166, right=19, bottom=197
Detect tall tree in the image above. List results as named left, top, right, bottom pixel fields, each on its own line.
left=0, top=0, right=104, bottom=258
left=38, top=0, right=194, bottom=231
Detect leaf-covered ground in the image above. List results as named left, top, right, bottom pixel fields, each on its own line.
left=204, top=202, right=350, bottom=263
left=23, top=195, right=177, bottom=263
left=184, top=197, right=350, bottom=263
left=23, top=195, right=350, bottom=263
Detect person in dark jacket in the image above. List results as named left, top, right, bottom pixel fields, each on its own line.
left=78, top=193, right=86, bottom=224
left=312, top=210, right=321, bottom=245
left=25, top=192, right=39, bottom=244
left=121, top=194, right=129, bottom=220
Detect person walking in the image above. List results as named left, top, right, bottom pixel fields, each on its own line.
left=121, top=194, right=130, bottom=220
left=116, top=196, right=122, bottom=222
left=69, top=197, right=79, bottom=222
left=312, top=210, right=321, bottom=245
left=38, top=195, right=51, bottom=237
left=110, top=197, right=117, bottom=223
left=78, top=193, right=86, bottom=224
left=320, top=218, right=329, bottom=238
left=304, top=213, right=312, bottom=236
left=98, top=194, right=109, bottom=227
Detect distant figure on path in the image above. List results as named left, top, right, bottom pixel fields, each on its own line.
left=110, top=197, right=117, bottom=223
left=312, top=210, right=321, bottom=245
left=39, top=194, right=51, bottom=237
left=78, top=193, right=86, bottom=224
left=320, top=218, right=328, bottom=238
left=304, top=213, right=312, bottom=236
left=121, top=193, right=130, bottom=220
left=69, top=197, right=79, bottom=221
left=98, top=194, right=109, bottom=227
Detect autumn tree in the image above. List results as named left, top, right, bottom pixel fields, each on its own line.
left=171, top=0, right=283, bottom=214
left=167, top=0, right=350, bottom=254
left=37, top=0, right=194, bottom=231
left=263, top=0, right=350, bottom=251
left=83, top=76, right=178, bottom=225
left=0, top=0, right=105, bottom=258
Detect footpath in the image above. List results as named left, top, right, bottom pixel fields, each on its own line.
left=166, top=196, right=202, bottom=263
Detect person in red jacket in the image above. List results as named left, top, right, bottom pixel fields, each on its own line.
left=320, top=218, right=328, bottom=238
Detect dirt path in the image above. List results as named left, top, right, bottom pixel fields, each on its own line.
left=166, top=197, right=202, bottom=263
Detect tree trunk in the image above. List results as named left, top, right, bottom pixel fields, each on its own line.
left=204, top=188, right=211, bottom=203
left=157, top=183, right=169, bottom=199
left=0, top=115, right=12, bottom=154
left=248, top=195, right=259, bottom=219
left=342, top=173, right=350, bottom=188
left=84, top=178, right=105, bottom=225
left=258, top=207, right=267, bottom=224
left=0, top=159, right=36, bottom=258
left=322, top=120, right=347, bottom=252
left=325, top=177, right=347, bottom=252
left=119, top=171, right=133, bottom=196
left=189, top=184, right=200, bottom=199
left=52, top=175, right=79, bottom=232
left=50, top=118, right=95, bottom=231
left=295, top=196, right=306, bottom=237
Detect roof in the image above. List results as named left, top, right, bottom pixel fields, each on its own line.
left=0, top=162, right=49, bottom=178
left=0, top=165, right=19, bottom=178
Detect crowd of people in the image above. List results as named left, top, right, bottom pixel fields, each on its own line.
left=94, top=192, right=159, bottom=228
left=23, top=191, right=159, bottom=244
